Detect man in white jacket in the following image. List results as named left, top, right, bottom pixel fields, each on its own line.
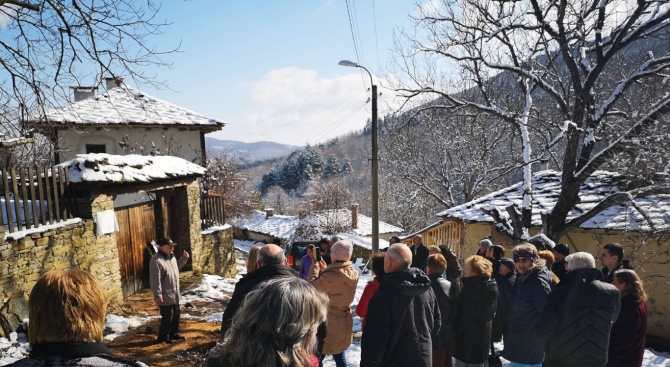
left=150, top=237, right=189, bottom=344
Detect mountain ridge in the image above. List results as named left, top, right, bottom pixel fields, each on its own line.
left=205, top=137, right=298, bottom=162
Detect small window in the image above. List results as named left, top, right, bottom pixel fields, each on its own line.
left=86, top=144, right=106, bottom=154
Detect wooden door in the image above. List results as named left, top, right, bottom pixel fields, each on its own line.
left=115, top=201, right=157, bottom=297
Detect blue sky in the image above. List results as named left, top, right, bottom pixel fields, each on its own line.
left=140, top=1, right=426, bottom=146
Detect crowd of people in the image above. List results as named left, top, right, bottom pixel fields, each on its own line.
left=7, top=236, right=649, bottom=367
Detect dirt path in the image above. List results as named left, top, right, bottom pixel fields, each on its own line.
left=106, top=273, right=227, bottom=367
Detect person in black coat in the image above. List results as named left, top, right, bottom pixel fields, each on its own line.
left=492, top=258, right=515, bottom=343
left=452, top=255, right=498, bottom=366
left=426, top=254, right=455, bottom=367
left=502, top=244, right=552, bottom=366
left=410, top=235, right=430, bottom=269
left=539, top=252, right=621, bottom=367
left=220, top=244, right=298, bottom=335
left=439, top=245, right=462, bottom=294
left=361, top=244, right=441, bottom=367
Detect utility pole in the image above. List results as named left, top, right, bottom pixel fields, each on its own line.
left=339, top=60, right=379, bottom=253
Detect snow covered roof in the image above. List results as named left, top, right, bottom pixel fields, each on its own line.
left=40, top=85, right=225, bottom=131
left=233, top=209, right=404, bottom=242
left=437, top=170, right=670, bottom=232
left=316, top=209, right=403, bottom=236
left=233, top=210, right=301, bottom=240
left=335, top=233, right=391, bottom=251
left=60, top=153, right=206, bottom=183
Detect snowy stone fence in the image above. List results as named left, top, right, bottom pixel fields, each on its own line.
left=197, top=225, right=236, bottom=278
left=0, top=219, right=123, bottom=337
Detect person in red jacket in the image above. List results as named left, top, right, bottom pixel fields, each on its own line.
left=356, top=252, right=385, bottom=330
left=607, top=269, right=648, bottom=367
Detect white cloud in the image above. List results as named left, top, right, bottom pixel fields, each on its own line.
left=231, top=67, right=401, bottom=146
left=418, top=0, right=443, bottom=17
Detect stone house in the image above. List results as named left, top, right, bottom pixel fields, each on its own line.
left=413, top=170, right=670, bottom=344
left=29, top=77, right=226, bottom=165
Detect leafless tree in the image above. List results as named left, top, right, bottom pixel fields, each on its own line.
left=394, top=0, right=670, bottom=240
left=0, top=0, right=175, bottom=136
left=203, top=153, right=261, bottom=222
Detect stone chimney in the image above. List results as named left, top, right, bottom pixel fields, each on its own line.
left=70, top=86, right=97, bottom=102
left=265, top=208, right=275, bottom=219
left=105, top=76, right=124, bottom=90
left=540, top=158, right=549, bottom=171
left=351, top=203, right=359, bottom=229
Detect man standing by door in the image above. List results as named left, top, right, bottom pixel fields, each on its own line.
left=150, top=237, right=189, bottom=344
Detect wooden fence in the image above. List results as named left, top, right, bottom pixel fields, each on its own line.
left=201, top=195, right=226, bottom=230
left=0, top=166, right=78, bottom=234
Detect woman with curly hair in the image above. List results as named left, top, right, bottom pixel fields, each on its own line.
left=606, top=269, right=648, bottom=367
left=204, top=277, right=328, bottom=367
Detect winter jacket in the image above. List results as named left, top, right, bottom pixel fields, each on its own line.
left=502, top=265, right=552, bottom=365
left=360, top=268, right=441, bottom=367
left=605, top=295, right=647, bottom=367
left=552, top=259, right=568, bottom=281
left=220, top=263, right=297, bottom=335
left=299, top=255, right=312, bottom=280
left=492, top=271, right=515, bottom=342
left=602, top=261, right=633, bottom=283
left=149, top=250, right=188, bottom=306
left=443, top=248, right=462, bottom=294
left=539, top=267, right=621, bottom=367
left=429, top=275, right=455, bottom=349
left=356, top=277, right=381, bottom=330
left=7, top=342, right=147, bottom=367
left=309, top=260, right=359, bottom=355
left=411, top=244, right=429, bottom=269
left=452, top=275, right=498, bottom=364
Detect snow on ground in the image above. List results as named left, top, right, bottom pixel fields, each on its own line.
left=103, top=314, right=158, bottom=341
left=0, top=247, right=668, bottom=366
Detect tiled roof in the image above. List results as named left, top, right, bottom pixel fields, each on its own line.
left=437, top=170, right=670, bottom=232
left=42, top=85, right=225, bottom=129
left=60, top=153, right=206, bottom=183
left=233, top=210, right=301, bottom=241
left=233, top=209, right=404, bottom=241
left=316, top=209, right=404, bottom=236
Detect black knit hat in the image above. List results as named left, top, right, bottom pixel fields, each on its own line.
left=553, top=243, right=570, bottom=257
left=500, top=258, right=515, bottom=272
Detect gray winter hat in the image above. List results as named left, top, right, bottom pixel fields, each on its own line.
left=479, top=238, right=493, bottom=247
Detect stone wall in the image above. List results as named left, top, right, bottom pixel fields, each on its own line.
left=198, top=226, right=236, bottom=278
left=0, top=218, right=122, bottom=336
left=175, top=181, right=203, bottom=272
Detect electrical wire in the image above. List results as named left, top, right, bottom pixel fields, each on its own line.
left=299, top=95, right=365, bottom=139
left=372, top=0, right=380, bottom=68
left=306, top=100, right=369, bottom=145
left=344, top=0, right=362, bottom=66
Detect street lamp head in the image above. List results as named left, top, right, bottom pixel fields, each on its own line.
left=338, top=60, right=360, bottom=68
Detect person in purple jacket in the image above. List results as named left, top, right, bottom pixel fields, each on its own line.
left=300, top=244, right=315, bottom=280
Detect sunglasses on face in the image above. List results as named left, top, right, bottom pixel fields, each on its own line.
left=514, top=257, right=532, bottom=264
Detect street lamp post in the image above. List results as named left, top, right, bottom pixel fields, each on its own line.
left=339, top=60, right=379, bottom=253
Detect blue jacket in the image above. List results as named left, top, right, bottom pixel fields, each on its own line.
left=502, top=265, right=552, bottom=364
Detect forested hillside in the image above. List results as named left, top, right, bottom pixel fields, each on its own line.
left=238, top=27, right=670, bottom=235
